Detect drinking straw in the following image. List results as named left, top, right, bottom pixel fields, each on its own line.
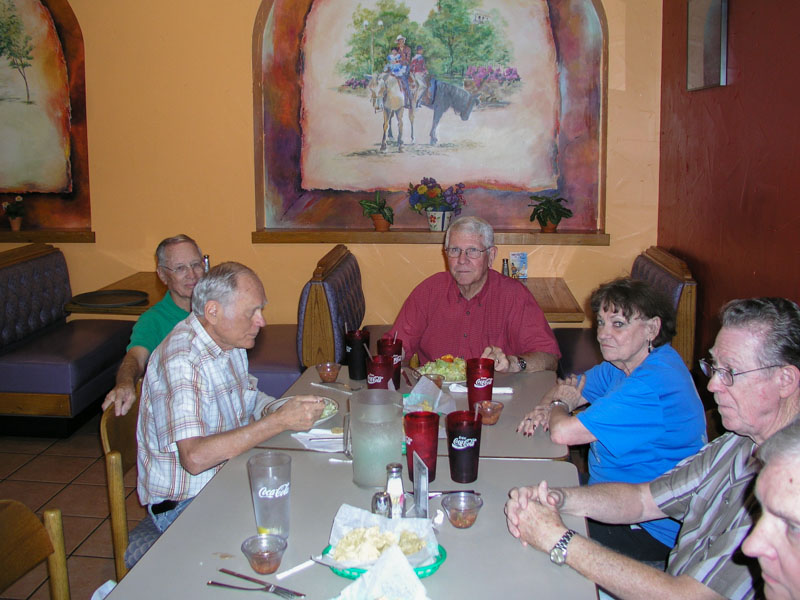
left=392, top=330, right=398, bottom=343
left=363, top=342, right=372, bottom=360
left=345, top=321, right=350, bottom=333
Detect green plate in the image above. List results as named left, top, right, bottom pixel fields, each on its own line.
left=321, top=544, right=447, bottom=579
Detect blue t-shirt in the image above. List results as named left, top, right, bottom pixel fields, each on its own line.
left=577, top=343, right=706, bottom=547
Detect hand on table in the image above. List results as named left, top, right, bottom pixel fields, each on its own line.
left=481, top=345, right=510, bottom=372
left=506, top=481, right=568, bottom=551
left=516, top=405, right=551, bottom=436
left=272, top=395, right=325, bottom=431
left=102, top=384, right=137, bottom=416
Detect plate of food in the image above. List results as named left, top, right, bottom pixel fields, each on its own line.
left=263, top=396, right=339, bottom=427
left=417, top=355, right=467, bottom=383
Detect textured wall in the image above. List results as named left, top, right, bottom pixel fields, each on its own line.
left=659, top=0, right=800, bottom=362
left=1, top=0, right=662, bottom=327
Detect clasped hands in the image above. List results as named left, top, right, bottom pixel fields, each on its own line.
left=505, top=481, right=568, bottom=552
left=516, top=374, right=585, bottom=436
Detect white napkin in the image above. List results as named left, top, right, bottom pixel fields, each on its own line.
left=333, top=544, right=428, bottom=600
left=290, top=428, right=343, bottom=453
left=448, top=383, right=513, bottom=395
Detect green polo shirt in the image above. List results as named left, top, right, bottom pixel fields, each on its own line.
left=127, top=292, right=190, bottom=353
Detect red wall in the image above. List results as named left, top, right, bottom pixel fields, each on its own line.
left=659, top=0, right=800, bottom=367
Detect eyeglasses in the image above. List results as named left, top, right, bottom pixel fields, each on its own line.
left=160, top=261, right=205, bottom=277
left=444, top=247, right=489, bottom=259
left=698, top=358, right=783, bottom=387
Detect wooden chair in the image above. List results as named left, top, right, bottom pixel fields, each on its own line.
left=100, top=383, right=159, bottom=580
left=0, top=499, right=70, bottom=599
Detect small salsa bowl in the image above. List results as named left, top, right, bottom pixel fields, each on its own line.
left=441, top=492, right=484, bottom=529
left=241, top=534, right=287, bottom=574
left=316, top=362, right=341, bottom=383
left=477, top=400, right=504, bottom=425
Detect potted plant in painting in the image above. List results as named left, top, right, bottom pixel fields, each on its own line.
left=529, top=195, right=573, bottom=233
left=407, top=178, right=466, bottom=231
left=2, top=196, right=25, bottom=232
left=359, top=192, right=394, bottom=232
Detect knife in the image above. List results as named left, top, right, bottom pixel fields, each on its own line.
left=410, top=490, right=480, bottom=498
left=218, top=568, right=305, bottom=598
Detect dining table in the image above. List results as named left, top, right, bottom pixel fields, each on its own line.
left=106, top=448, right=596, bottom=599
left=264, top=364, right=567, bottom=460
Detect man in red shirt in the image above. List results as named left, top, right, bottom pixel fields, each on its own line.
left=390, top=216, right=560, bottom=372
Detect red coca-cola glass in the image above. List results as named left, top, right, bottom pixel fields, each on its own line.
left=466, top=357, right=495, bottom=412
left=377, top=338, right=403, bottom=390
left=404, top=411, right=440, bottom=482
left=446, top=410, right=482, bottom=483
left=366, top=354, right=394, bottom=389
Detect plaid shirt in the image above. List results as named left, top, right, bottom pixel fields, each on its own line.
left=650, top=432, right=760, bottom=600
left=137, top=313, right=264, bottom=505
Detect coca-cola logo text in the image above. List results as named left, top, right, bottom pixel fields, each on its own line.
left=367, top=374, right=384, bottom=384
left=452, top=436, right=477, bottom=450
left=258, top=482, right=290, bottom=498
left=473, top=376, right=493, bottom=389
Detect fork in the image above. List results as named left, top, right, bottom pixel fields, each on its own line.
left=207, top=580, right=294, bottom=598
left=209, top=568, right=305, bottom=598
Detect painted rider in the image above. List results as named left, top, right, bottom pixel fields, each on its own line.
left=394, top=34, right=414, bottom=109
left=409, top=44, right=430, bottom=107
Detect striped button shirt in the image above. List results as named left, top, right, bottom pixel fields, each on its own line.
left=650, top=432, right=760, bottom=600
left=137, top=313, right=263, bottom=506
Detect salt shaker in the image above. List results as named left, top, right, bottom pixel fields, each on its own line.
left=385, top=463, right=405, bottom=519
left=502, top=258, right=510, bottom=277
left=203, top=255, right=210, bottom=273
left=371, top=491, right=392, bottom=517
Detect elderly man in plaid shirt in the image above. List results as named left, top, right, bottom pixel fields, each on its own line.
left=137, top=262, right=324, bottom=533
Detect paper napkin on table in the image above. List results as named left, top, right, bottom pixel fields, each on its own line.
left=333, top=544, right=428, bottom=600
left=291, top=429, right=343, bottom=453
left=448, top=383, right=513, bottom=395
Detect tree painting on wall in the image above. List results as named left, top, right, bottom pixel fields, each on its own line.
left=0, top=0, right=89, bottom=232
left=255, top=0, right=606, bottom=232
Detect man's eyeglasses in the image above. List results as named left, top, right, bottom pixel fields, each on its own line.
left=698, top=358, right=783, bottom=387
left=445, top=247, right=489, bottom=259
left=160, top=262, right=205, bottom=277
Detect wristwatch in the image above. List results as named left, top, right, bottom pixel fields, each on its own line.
left=549, top=399, right=570, bottom=412
left=517, top=356, right=527, bottom=371
left=549, top=529, right=576, bottom=565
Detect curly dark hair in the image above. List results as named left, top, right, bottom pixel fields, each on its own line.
left=590, top=277, right=677, bottom=347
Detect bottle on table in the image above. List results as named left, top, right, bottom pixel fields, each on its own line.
left=385, top=463, right=405, bottom=519
left=502, top=258, right=510, bottom=277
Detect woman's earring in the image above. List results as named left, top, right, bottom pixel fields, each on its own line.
left=647, top=338, right=652, bottom=353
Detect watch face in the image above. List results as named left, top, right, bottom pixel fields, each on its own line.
left=550, top=546, right=567, bottom=565
left=518, top=357, right=527, bottom=371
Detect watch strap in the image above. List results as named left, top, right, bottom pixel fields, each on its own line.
left=517, top=356, right=527, bottom=371
left=550, top=529, right=576, bottom=565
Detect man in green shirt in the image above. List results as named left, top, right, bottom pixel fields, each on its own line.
left=102, top=234, right=204, bottom=416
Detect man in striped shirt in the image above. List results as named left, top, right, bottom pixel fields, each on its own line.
left=137, top=262, right=324, bottom=533
left=506, top=297, right=800, bottom=600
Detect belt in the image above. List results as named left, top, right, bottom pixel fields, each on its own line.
left=150, top=499, right=179, bottom=515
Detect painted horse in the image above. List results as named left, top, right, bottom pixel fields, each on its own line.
left=368, top=74, right=415, bottom=152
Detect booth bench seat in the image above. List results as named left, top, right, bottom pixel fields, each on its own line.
left=0, top=244, right=133, bottom=436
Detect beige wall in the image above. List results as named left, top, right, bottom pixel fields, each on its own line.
left=2, top=0, right=661, bottom=326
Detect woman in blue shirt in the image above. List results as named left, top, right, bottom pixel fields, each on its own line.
left=518, top=277, right=706, bottom=565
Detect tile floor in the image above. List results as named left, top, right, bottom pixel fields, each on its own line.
left=0, top=414, right=144, bottom=600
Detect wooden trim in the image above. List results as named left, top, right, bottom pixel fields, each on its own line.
left=42, top=509, right=70, bottom=600
left=0, top=230, right=95, bottom=243
left=0, top=243, right=58, bottom=268
left=301, top=284, right=336, bottom=367
left=253, top=230, right=610, bottom=245
left=0, top=393, right=72, bottom=417
left=312, top=244, right=350, bottom=281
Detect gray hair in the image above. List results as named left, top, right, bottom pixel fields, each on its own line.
left=444, top=216, right=494, bottom=249
left=155, top=234, right=201, bottom=267
left=192, top=262, right=259, bottom=317
left=720, top=298, right=800, bottom=370
left=758, top=417, right=800, bottom=465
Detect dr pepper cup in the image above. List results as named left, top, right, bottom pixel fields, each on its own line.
left=366, top=354, right=394, bottom=389
left=345, top=329, right=371, bottom=381
left=466, top=357, right=494, bottom=412
left=446, top=410, right=482, bottom=483
left=377, top=338, right=403, bottom=390
left=404, top=411, right=439, bottom=482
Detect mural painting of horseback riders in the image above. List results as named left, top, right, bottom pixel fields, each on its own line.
left=257, top=0, right=604, bottom=231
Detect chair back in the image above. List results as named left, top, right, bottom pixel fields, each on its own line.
left=0, top=499, right=70, bottom=599
left=100, top=385, right=141, bottom=581
left=296, top=245, right=366, bottom=368
left=631, top=246, right=697, bottom=367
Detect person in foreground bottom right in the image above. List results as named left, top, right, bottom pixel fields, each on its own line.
left=506, top=297, right=800, bottom=600
left=742, top=418, right=800, bottom=600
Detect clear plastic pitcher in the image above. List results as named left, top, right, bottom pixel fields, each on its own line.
left=343, top=389, right=403, bottom=488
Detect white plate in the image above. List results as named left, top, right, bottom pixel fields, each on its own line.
left=264, top=396, right=339, bottom=427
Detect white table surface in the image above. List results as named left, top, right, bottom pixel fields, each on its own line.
left=109, top=448, right=596, bottom=599
left=267, top=365, right=566, bottom=460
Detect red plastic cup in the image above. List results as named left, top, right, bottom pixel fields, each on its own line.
left=466, top=358, right=495, bottom=412
left=404, top=411, right=440, bottom=483
left=345, top=329, right=371, bottom=381
left=446, top=410, right=482, bottom=483
left=366, top=354, right=394, bottom=389
left=377, top=338, right=403, bottom=390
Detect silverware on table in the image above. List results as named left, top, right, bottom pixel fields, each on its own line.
left=309, top=381, right=362, bottom=395
left=411, top=489, right=480, bottom=498
left=210, top=568, right=305, bottom=598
